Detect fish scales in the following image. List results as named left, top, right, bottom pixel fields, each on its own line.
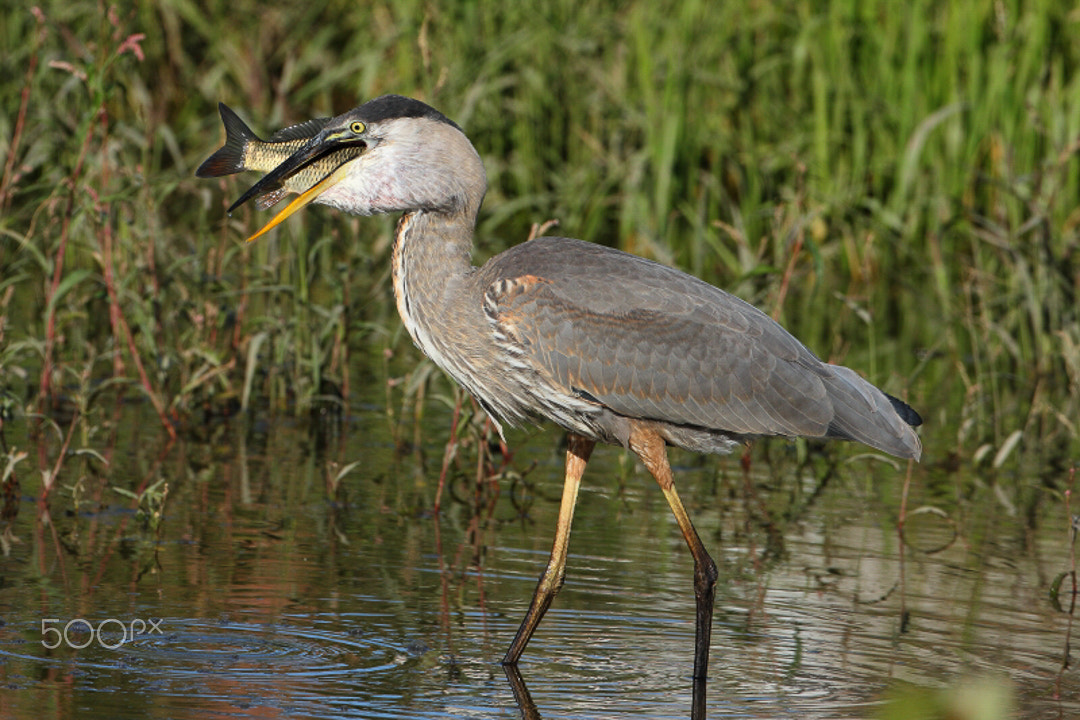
left=196, top=103, right=364, bottom=210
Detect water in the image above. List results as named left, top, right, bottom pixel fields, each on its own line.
left=0, top=396, right=1076, bottom=719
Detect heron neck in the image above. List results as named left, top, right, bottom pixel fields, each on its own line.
left=390, top=208, right=478, bottom=355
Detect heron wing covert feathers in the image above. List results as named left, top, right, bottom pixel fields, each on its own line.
left=480, top=236, right=921, bottom=459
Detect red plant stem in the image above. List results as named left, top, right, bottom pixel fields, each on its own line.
left=146, top=209, right=163, bottom=347
left=340, top=278, right=350, bottom=401
left=118, top=307, right=176, bottom=440
left=98, top=109, right=126, bottom=379
left=39, top=108, right=98, bottom=407
left=41, top=408, right=80, bottom=499
left=93, top=110, right=174, bottom=439
left=36, top=501, right=70, bottom=590
left=0, top=10, right=43, bottom=214
left=772, top=227, right=803, bottom=321
left=434, top=392, right=463, bottom=514
left=898, top=458, right=913, bottom=528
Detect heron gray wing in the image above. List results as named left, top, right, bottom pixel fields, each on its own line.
left=481, top=236, right=839, bottom=439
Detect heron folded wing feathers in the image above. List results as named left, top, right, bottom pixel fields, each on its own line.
left=481, top=236, right=918, bottom=458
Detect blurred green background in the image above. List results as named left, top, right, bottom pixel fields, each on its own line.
left=1, top=0, right=1078, bottom=471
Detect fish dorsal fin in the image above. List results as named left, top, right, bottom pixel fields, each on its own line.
left=269, top=117, right=331, bottom=142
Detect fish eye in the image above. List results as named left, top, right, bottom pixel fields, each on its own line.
left=350, top=121, right=365, bottom=134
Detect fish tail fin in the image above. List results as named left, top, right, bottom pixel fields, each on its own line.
left=195, top=103, right=260, bottom=178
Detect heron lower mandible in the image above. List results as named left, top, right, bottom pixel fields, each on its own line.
left=198, top=95, right=922, bottom=681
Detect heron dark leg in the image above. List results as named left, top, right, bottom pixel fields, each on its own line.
left=503, top=433, right=596, bottom=666
left=630, top=425, right=718, bottom=681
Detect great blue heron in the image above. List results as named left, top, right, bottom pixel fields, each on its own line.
left=198, top=94, right=922, bottom=681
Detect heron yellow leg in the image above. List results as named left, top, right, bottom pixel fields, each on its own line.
left=630, top=424, right=718, bottom=681
left=503, top=433, right=596, bottom=665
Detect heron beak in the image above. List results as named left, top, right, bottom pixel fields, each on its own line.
left=228, top=126, right=357, bottom=243
left=244, top=162, right=350, bottom=243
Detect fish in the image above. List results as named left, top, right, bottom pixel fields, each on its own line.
left=195, top=103, right=365, bottom=212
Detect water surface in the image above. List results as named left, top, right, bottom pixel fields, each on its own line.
left=0, top=396, right=1075, bottom=719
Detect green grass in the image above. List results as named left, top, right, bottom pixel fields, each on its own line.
left=1, top=0, right=1078, bottom=480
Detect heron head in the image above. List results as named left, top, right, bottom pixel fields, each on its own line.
left=234, top=95, right=486, bottom=242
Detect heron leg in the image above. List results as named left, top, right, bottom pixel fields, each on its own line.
left=630, top=425, right=718, bottom=680
left=503, top=432, right=596, bottom=666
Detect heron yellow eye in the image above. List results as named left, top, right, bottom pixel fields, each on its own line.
left=350, top=121, right=365, bottom=134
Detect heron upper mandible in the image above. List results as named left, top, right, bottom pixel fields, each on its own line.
left=199, top=94, right=922, bottom=680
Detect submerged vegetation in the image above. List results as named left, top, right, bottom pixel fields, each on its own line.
left=0, top=0, right=1078, bottom=490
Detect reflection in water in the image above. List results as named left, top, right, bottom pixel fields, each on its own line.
left=504, top=664, right=542, bottom=720
left=0, top=397, right=1075, bottom=719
